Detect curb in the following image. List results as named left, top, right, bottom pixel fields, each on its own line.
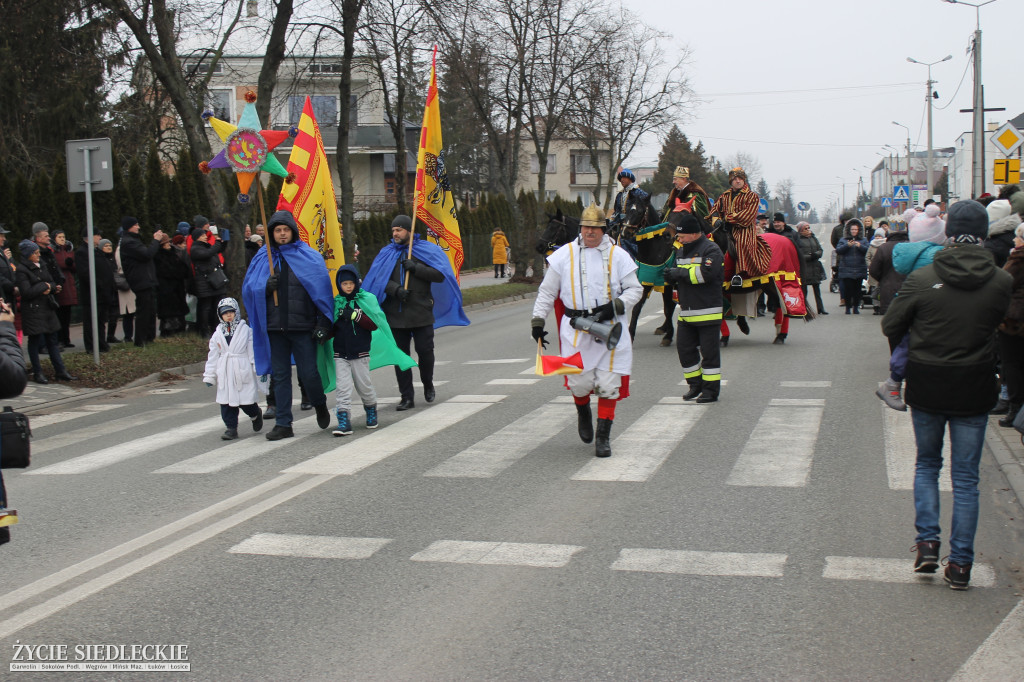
left=464, top=292, right=537, bottom=311
left=987, top=424, right=1024, bottom=509
left=119, top=361, right=207, bottom=389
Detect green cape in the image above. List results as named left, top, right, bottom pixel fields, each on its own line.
left=330, top=290, right=417, bottom=372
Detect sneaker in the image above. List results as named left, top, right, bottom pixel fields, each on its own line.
left=221, top=428, right=238, bottom=441
left=943, top=560, right=972, bottom=590
left=876, top=381, right=907, bottom=412
left=365, top=404, right=378, bottom=429
left=912, top=540, right=940, bottom=573
left=333, top=410, right=353, bottom=437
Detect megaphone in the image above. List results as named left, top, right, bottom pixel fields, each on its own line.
left=570, top=315, right=622, bottom=350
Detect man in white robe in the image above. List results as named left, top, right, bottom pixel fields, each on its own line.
left=531, top=203, right=644, bottom=457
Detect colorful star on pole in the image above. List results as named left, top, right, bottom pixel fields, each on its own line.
left=199, top=91, right=294, bottom=203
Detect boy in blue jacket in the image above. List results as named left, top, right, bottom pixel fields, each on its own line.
left=331, top=265, right=379, bottom=435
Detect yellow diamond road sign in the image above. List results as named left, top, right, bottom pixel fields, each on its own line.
left=991, top=121, right=1024, bottom=156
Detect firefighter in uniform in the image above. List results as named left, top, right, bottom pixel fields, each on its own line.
left=532, top=203, right=644, bottom=457
left=663, top=211, right=725, bottom=403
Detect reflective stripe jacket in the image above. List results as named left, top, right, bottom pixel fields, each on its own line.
left=669, top=235, right=724, bottom=326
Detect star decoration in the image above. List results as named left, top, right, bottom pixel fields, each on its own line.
left=199, top=91, right=295, bottom=203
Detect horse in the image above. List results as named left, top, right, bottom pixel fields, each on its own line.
left=615, top=195, right=679, bottom=347
left=536, top=209, right=580, bottom=256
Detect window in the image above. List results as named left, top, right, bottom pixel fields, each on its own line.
left=572, top=190, right=593, bottom=204
left=530, top=154, right=556, bottom=174
left=193, top=62, right=223, bottom=74
left=207, top=89, right=232, bottom=122
left=289, top=95, right=338, bottom=126
left=308, top=63, right=343, bottom=74
left=573, top=154, right=595, bottom=174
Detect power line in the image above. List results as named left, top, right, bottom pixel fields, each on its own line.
left=686, top=135, right=882, bottom=148
left=933, top=57, right=972, bottom=111
left=698, top=82, right=919, bottom=97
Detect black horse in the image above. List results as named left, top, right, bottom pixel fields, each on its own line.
left=614, top=196, right=678, bottom=346
left=536, top=209, right=580, bottom=256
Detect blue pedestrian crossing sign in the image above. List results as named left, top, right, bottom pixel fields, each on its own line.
left=893, top=186, right=910, bottom=202
left=881, top=197, right=893, bottom=207
left=758, top=198, right=769, bottom=213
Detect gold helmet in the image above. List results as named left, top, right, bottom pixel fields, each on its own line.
left=579, top=203, right=607, bottom=229
left=673, top=166, right=690, bottom=179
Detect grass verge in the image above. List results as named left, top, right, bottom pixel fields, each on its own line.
left=461, top=283, right=538, bottom=306
left=38, top=335, right=210, bottom=389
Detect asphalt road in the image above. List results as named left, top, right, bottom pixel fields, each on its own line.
left=3, top=228, right=1023, bottom=680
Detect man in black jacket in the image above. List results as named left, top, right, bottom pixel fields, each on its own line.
left=882, top=199, right=1012, bottom=590
left=75, top=231, right=115, bottom=353
left=379, top=215, right=444, bottom=411
left=118, top=217, right=164, bottom=347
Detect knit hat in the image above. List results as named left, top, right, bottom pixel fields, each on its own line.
left=945, top=199, right=989, bottom=244
left=98, top=239, right=112, bottom=249
left=673, top=212, right=702, bottom=234
left=987, top=199, right=1013, bottom=224
left=773, top=212, right=785, bottom=223
left=192, top=215, right=210, bottom=230
left=873, top=228, right=887, bottom=240
left=176, top=221, right=191, bottom=236
left=335, top=264, right=362, bottom=290
left=191, top=228, right=208, bottom=243
left=249, top=234, right=264, bottom=244
left=1011, top=191, right=1024, bottom=217
left=171, top=234, right=186, bottom=246
left=902, top=208, right=918, bottom=226
left=121, top=216, right=139, bottom=232
left=19, top=239, right=39, bottom=259
left=391, top=214, right=412, bottom=231
left=908, top=204, right=945, bottom=244
left=31, top=221, right=48, bottom=236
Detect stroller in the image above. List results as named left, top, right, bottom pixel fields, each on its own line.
left=829, top=251, right=839, bottom=293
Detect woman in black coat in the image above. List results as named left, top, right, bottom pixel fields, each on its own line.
left=14, top=241, right=75, bottom=383
left=796, top=221, right=827, bottom=314
left=155, top=235, right=193, bottom=336
left=188, top=229, right=227, bottom=336
left=835, top=219, right=869, bottom=314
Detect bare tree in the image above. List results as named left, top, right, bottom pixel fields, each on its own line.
left=362, top=0, right=424, bottom=214
left=571, top=16, right=693, bottom=207
left=726, top=151, right=763, bottom=190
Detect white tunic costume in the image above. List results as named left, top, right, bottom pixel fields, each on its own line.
left=533, top=234, right=643, bottom=398
left=203, top=319, right=262, bottom=407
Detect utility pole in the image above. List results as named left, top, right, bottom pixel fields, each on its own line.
left=908, top=55, right=952, bottom=199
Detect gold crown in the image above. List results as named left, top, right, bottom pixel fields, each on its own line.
left=673, top=166, right=690, bottom=179
left=579, top=203, right=606, bottom=228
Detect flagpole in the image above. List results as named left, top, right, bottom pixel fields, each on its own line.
left=405, top=45, right=437, bottom=290
left=257, top=177, right=278, bottom=305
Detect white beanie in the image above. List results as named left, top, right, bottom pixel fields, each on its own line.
left=987, top=199, right=1013, bottom=225
left=908, top=204, right=945, bottom=244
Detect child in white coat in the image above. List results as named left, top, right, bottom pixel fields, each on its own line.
left=203, top=297, right=266, bottom=439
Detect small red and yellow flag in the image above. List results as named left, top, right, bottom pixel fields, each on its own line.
left=535, top=348, right=584, bottom=376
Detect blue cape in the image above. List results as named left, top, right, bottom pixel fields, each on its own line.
left=242, top=242, right=336, bottom=376
left=362, top=236, right=470, bottom=328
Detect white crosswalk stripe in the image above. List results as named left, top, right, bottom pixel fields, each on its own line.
left=882, top=405, right=952, bottom=491
left=611, top=549, right=788, bottom=577
left=424, top=402, right=569, bottom=478
left=464, top=358, right=529, bottom=364
left=726, top=399, right=824, bottom=487
left=283, top=395, right=505, bottom=476
left=28, top=404, right=124, bottom=429
left=228, top=533, right=391, bottom=559
left=822, top=556, right=996, bottom=587
left=572, top=403, right=707, bottom=482
left=634, top=314, right=662, bottom=328
left=31, top=404, right=209, bottom=456
left=410, top=540, right=583, bottom=568
left=485, top=378, right=540, bottom=385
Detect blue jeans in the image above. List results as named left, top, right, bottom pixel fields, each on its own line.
left=268, top=331, right=326, bottom=427
left=911, top=409, right=988, bottom=564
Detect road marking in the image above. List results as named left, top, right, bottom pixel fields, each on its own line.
left=464, top=358, right=529, bottom=364
left=780, top=381, right=832, bottom=388
left=950, top=599, right=1024, bottom=680
left=551, top=395, right=576, bottom=403
left=726, top=401, right=824, bottom=487
left=410, top=540, right=583, bottom=568
left=283, top=396, right=504, bottom=475
left=882, top=405, right=952, bottom=491
left=30, top=406, right=206, bottom=455
left=769, top=398, right=825, bottom=406
left=228, top=533, right=391, bottom=559
left=0, top=473, right=304, bottom=616
left=485, top=378, right=540, bottom=385
left=572, top=404, right=705, bottom=482
left=611, top=549, right=787, bottom=577
left=635, top=314, right=662, bottom=327
left=153, top=415, right=317, bottom=474
left=30, top=404, right=124, bottom=429
left=27, top=416, right=226, bottom=475
left=0, top=473, right=329, bottom=640
left=658, top=397, right=717, bottom=405
left=822, top=556, right=995, bottom=587
left=413, top=380, right=448, bottom=388
left=148, top=388, right=188, bottom=394
left=519, top=364, right=540, bottom=375
left=677, top=379, right=729, bottom=386
left=424, top=403, right=569, bottom=478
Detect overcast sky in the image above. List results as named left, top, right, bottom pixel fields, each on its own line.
left=624, top=0, right=1023, bottom=217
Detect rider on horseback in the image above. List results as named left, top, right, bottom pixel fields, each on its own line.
left=663, top=166, right=712, bottom=230
left=612, top=169, right=649, bottom=259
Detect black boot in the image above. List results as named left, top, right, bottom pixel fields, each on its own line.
left=595, top=418, right=612, bottom=457
left=998, top=403, right=1020, bottom=428
left=772, top=333, right=787, bottom=345
left=736, top=317, right=750, bottom=335
left=576, top=401, right=594, bottom=443
left=683, top=383, right=702, bottom=401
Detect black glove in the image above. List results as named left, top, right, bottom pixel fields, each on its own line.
left=395, top=287, right=410, bottom=302
left=663, top=266, right=684, bottom=283
left=593, top=302, right=615, bottom=322
left=531, top=322, right=549, bottom=348
left=312, top=323, right=331, bottom=343
left=402, top=258, right=418, bottom=275
left=266, top=275, right=279, bottom=292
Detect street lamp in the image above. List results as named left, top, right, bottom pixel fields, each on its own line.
left=892, top=121, right=912, bottom=198
left=942, top=0, right=999, bottom=197
left=908, top=54, right=953, bottom=197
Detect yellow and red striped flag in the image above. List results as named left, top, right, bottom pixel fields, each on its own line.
left=415, top=46, right=464, bottom=282
left=277, top=96, right=345, bottom=293
left=535, top=348, right=584, bottom=376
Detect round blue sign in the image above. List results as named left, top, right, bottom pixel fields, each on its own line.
left=797, top=201, right=810, bottom=211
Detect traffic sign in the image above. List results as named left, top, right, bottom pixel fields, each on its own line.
left=796, top=201, right=810, bottom=211
left=880, top=197, right=893, bottom=207
left=758, top=198, right=769, bottom=214
left=990, top=122, right=1024, bottom=157
left=893, top=185, right=910, bottom=202
left=994, top=159, right=1021, bottom=185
